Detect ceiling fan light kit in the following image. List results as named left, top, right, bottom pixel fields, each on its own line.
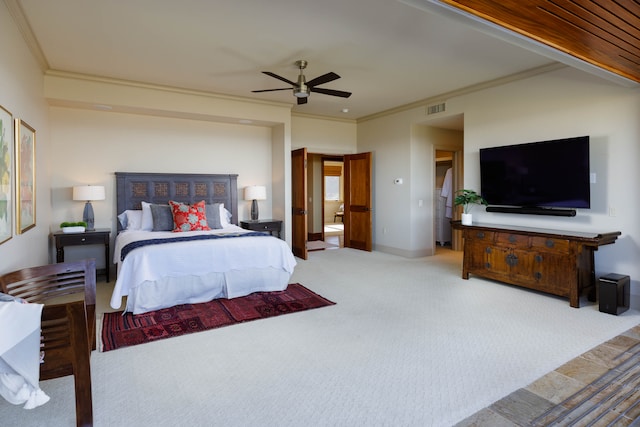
left=252, top=60, right=351, bottom=105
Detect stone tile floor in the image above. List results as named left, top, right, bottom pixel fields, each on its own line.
left=456, top=324, right=640, bottom=426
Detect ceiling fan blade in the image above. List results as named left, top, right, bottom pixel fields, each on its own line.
left=310, top=87, right=352, bottom=98
left=262, top=71, right=296, bottom=86
left=252, top=88, right=291, bottom=93
left=306, top=72, right=340, bottom=87
left=297, top=97, right=308, bottom=105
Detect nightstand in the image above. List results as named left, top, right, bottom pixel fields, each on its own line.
left=240, top=219, right=282, bottom=238
left=53, top=228, right=110, bottom=281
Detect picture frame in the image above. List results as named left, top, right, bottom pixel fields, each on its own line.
left=0, top=105, right=13, bottom=244
left=15, top=118, right=35, bottom=234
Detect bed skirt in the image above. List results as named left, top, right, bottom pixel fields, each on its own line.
left=117, top=267, right=291, bottom=314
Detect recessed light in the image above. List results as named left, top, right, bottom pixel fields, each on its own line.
left=341, top=108, right=349, bottom=113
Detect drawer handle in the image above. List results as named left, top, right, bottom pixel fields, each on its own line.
left=535, top=255, right=543, bottom=263
left=81, top=238, right=86, bottom=242
left=505, top=253, right=518, bottom=266
left=476, top=232, right=485, bottom=238
left=485, top=247, right=492, bottom=254
left=534, top=272, right=542, bottom=280
left=485, top=262, right=491, bottom=269
left=508, top=235, right=516, bottom=243
left=545, top=239, right=555, bottom=248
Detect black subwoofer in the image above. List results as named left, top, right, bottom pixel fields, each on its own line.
left=599, top=273, right=630, bottom=315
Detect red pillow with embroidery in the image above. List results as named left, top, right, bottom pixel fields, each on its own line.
left=169, top=200, right=211, bottom=232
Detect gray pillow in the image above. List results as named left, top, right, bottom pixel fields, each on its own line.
left=205, top=203, right=223, bottom=229
left=150, top=204, right=174, bottom=231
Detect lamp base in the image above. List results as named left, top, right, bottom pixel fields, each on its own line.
left=251, top=199, right=259, bottom=221
left=83, top=201, right=95, bottom=231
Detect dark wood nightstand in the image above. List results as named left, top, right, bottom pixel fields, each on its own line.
left=53, top=228, right=111, bottom=281
left=240, top=219, right=282, bottom=238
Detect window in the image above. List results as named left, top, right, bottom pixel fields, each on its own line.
left=325, top=176, right=340, bottom=201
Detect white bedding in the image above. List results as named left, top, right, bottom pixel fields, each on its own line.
left=111, top=225, right=297, bottom=314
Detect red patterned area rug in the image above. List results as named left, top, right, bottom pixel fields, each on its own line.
left=101, top=283, right=335, bottom=352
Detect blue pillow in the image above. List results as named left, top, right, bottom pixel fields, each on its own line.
left=150, top=204, right=174, bottom=231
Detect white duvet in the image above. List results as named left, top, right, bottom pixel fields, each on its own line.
left=111, top=225, right=297, bottom=313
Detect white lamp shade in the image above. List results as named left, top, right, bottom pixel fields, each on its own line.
left=244, top=185, right=267, bottom=201
left=73, top=185, right=106, bottom=201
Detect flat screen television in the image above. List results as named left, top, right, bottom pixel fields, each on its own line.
left=479, top=136, right=590, bottom=215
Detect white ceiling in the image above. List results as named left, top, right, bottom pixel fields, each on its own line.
left=12, top=0, right=568, bottom=123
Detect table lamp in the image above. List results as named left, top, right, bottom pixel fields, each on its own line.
left=72, top=185, right=105, bottom=230
left=244, top=185, right=266, bottom=221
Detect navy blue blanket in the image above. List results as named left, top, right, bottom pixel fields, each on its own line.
left=120, top=231, right=270, bottom=261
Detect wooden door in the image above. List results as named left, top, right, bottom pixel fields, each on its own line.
left=291, top=148, right=308, bottom=260
left=344, top=152, right=372, bottom=251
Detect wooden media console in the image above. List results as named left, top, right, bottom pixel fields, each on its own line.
left=451, top=221, right=621, bottom=308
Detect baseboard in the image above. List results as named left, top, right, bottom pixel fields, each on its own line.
left=374, top=244, right=434, bottom=258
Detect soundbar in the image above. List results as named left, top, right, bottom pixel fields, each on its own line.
left=486, top=206, right=576, bottom=217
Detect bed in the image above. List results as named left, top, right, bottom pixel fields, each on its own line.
left=110, top=172, right=297, bottom=314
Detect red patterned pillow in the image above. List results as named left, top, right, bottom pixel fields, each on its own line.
left=169, top=200, right=211, bottom=232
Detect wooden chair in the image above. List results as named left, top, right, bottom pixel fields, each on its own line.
left=0, top=259, right=96, bottom=427
left=333, top=203, right=344, bottom=222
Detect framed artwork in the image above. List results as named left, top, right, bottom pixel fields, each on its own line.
left=15, top=118, right=35, bottom=234
left=0, top=105, right=13, bottom=244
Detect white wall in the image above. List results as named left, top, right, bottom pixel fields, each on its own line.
left=49, top=107, right=274, bottom=231
left=292, top=115, right=357, bottom=154
left=0, top=2, right=51, bottom=272
left=359, top=111, right=416, bottom=256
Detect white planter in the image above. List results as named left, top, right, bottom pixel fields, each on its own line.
left=461, top=213, right=473, bottom=226
left=62, top=226, right=85, bottom=233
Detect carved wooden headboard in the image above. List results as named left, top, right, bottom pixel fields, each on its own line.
left=115, top=172, right=238, bottom=230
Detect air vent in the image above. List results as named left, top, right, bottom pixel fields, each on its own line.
left=427, top=102, right=446, bottom=115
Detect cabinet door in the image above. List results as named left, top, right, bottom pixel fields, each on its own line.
left=466, top=240, right=491, bottom=272
left=485, top=246, right=535, bottom=284
left=532, top=251, right=575, bottom=296
left=507, top=248, right=536, bottom=285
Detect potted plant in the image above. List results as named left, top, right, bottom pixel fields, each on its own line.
left=60, top=221, right=87, bottom=233
left=454, top=189, right=487, bottom=225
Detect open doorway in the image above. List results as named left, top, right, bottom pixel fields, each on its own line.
left=322, top=157, right=344, bottom=249
left=424, top=113, right=464, bottom=253
left=306, top=154, right=343, bottom=251
left=293, top=149, right=373, bottom=257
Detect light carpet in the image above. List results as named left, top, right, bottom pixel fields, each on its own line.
left=1, top=248, right=639, bottom=426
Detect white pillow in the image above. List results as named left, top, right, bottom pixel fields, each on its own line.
left=120, top=210, right=143, bottom=230
left=140, top=202, right=153, bottom=231
left=219, top=204, right=232, bottom=227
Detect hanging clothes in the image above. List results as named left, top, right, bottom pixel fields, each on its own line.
left=441, top=168, right=453, bottom=218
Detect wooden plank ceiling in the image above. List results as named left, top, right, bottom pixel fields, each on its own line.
left=441, top=0, right=640, bottom=83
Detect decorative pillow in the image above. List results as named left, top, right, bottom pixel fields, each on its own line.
left=140, top=202, right=154, bottom=231
left=205, top=203, right=223, bottom=229
left=150, top=204, right=174, bottom=231
left=169, top=200, right=211, bottom=232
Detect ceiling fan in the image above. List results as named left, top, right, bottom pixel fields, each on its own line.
left=252, top=60, right=352, bottom=105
